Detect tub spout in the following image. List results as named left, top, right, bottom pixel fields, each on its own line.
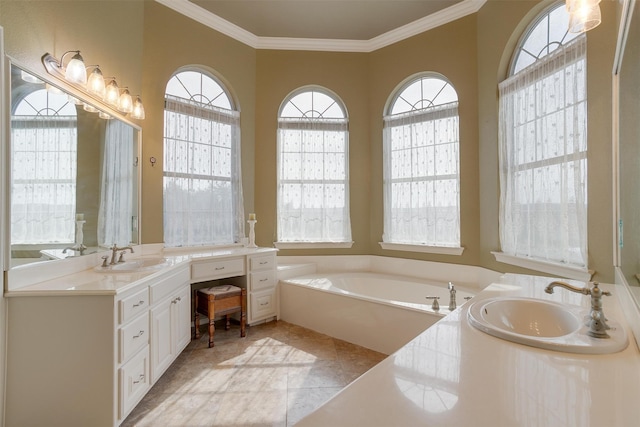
left=448, top=282, right=456, bottom=311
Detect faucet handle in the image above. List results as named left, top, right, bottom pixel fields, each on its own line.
left=425, top=296, right=440, bottom=311
left=101, top=255, right=109, bottom=268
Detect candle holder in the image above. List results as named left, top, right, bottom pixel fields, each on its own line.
left=247, top=219, right=257, bottom=248
left=73, top=220, right=87, bottom=254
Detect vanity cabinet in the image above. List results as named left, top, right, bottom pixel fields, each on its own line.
left=4, top=264, right=191, bottom=427
left=149, top=266, right=191, bottom=382
left=247, top=252, right=278, bottom=324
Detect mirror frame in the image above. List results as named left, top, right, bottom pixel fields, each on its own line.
left=613, top=0, right=640, bottom=344
left=2, top=54, right=142, bottom=274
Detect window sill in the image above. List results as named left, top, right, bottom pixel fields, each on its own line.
left=491, top=251, right=593, bottom=282
left=274, top=241, right=354, bottom=250
left=379, top=242, right=464, bottom=256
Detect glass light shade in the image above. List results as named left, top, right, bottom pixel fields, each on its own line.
left=21, top=70, right=42, bottom=84
left=118, top=89, right=133, bottom=113
left=569, top=3, right=601, bottom=33
left=131, top=96, right=145, bottom=120
left=83, top=103, right=99, bottom=113
left=104, top=79, right=120, bottom=107
left=64, top=52, right=87, bottom=85
left=87, top=67, right=106, bottom=98
left=98, top=111, right=112, bottom=120
left=566, top=0, right=600, bottom=12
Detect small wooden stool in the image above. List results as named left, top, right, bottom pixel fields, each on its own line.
left=194, top=285, right=247, bottom=348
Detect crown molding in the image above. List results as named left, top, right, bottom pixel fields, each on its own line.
left=155, top=0, right=487, bottom=53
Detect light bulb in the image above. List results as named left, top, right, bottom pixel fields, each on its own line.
left=104, top=79, right=120, bottom=107
left=64, top=51, right=87, bottom=85
left=87, top=67, right=106, bottom=98
left=118, top=89, right=133, bottom=113
left=131, top=96, right=145, bottom=120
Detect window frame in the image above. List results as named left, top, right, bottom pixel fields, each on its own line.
left=275, top=86, right=353, bottom=248
left=162, top=68, right=244, bottom=248
left=380, top=73, right=463, bottom=255
left=495, top=1, right=591, bottom=281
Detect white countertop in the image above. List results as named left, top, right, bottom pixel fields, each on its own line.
left=5, top=245, right=277, bottom=296
left=297, top=274, right=640, bottom=427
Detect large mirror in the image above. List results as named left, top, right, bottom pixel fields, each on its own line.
left=618, top=0, right=640, bottom=303
left=8, top=63, right=140, bottom=268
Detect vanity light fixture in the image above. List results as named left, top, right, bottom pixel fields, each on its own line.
left=42, top=51, right=145, bottom=120
left=98, top=111, right=112, bottom=120
left=566, top=0, right=602, bottom=33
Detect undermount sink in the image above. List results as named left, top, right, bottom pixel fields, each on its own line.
left=94, top=257, right=169, bottom=273
left=467, top=297, right=629, bottom=354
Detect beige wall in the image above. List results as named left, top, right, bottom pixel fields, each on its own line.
left=368, top=15, right=480, bottom=266
left=140, top=1, right=257, bottom=244
left=0, top=0, right=620, bottom=281
left=255, top=49, right=370, bottom=253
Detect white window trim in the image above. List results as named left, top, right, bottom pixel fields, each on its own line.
left=274, top=241, right=354, bottom=250
left=379, top=242, right=464, bottom=256
left=491, top=251, right=593, bottom=282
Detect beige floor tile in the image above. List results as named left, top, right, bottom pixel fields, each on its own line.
left=123, top=320, right=384, bottom=426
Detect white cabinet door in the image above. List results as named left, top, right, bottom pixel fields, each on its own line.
left=151, top=300, right=173, bottom=383
left=173, top=284, right=192, bottom=353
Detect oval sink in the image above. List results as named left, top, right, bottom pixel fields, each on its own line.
left=467, top=297, right=629, bottom=354
left=94, top=257, right=169, bottom=273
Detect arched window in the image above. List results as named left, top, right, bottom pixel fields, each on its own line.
left=163, top=70, right=243, bottom=247
left=382, top=74, right=460, bottom=249
left=11, top=88, right=77, bottom=244
left=498, top=1, right=588, bottom=268
left=276, top=87, right=351, bottom=245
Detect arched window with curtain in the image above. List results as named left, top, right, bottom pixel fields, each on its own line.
left=382, top=73, right=460, bottom=249
left=276, top=87, right=351, bottom=245
left=11, top=88, right=77, bottom=245
left=498, top=1, right=587, bottom=268
left=163, top=69, right=244, bottom=247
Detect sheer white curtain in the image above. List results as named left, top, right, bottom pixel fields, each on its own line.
left=277, top=118, right=351, bottom=242
left=164, top=95, right=244, bottom=247
left=382, top=102, right=460, bottom=246
left=98, top=120, right=135, bottom=247
left=11, top=116, right=77, bottom=244
left=498, top=36, right=587, bottom=267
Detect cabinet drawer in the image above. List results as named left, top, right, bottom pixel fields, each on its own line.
left=119, top=346, right=150, bottom=420
left=119, top=287, right=149, bottom=325
left=150, top=266, right=190, bottom=304
left=191, top=257, right=245, bottom=282
left=119, top=312, right=149, bottom=364
left=250, top=288, right=277, bottom=321
left=249, top=254, right=275, bottom=271
left=250, top=270, right=276, bottom=291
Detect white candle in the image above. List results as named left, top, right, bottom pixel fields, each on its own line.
left=249, top=213, right=256, bottom=221
left=76, top=213, right=84, bottom=221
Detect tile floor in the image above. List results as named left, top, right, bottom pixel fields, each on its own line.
left=122, top=320, right=386, bottom=427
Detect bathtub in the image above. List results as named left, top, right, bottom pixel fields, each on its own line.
left=279, top=271, right=477, bottom=355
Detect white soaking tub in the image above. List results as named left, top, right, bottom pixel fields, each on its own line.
left=279, top=271, right=477, bottom=354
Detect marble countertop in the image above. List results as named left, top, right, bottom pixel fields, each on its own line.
left=5, top=245, right=277, bottom=296
left=297, top=274, right=640, bottom=427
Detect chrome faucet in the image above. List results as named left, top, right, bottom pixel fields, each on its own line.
left=63, top=244, right=87, bottom=256
left=110, top=244, right=134, bottom=265
left=448, top=282, right=457, bottom=311
left=544, top=280, right=612, bottom=338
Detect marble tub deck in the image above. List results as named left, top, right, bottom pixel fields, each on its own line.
left=122, top=320, right=386, bottom=426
